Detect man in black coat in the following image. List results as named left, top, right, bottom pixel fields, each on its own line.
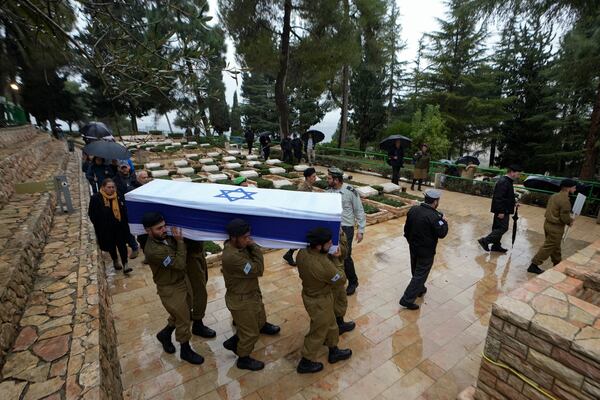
left=478, top=165, right=522, bottom=253
left=400, top=189, right=448, bottom=310
left=259, top=134, right=271, bottom=160
left=292, top=134, right=303, bottom=164
left=244, top=128, right=255, bottom=155
left=387, top=140, right=405, bottom=185
left=281, top=136, right=293, bottom=164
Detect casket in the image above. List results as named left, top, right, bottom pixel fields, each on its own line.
left=125, top=179, right=342, bottom=248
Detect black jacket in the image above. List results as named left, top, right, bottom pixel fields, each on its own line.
left=388, top=147, right=404, bottom=168
left=281, top=137, right=293, bottom=151
left=88, top=193, right=130, bottom=251
left=404, top=203, right=448, bottom=257
left=114, top=172, right=138, bottom=198
left=244, top=130, right=254, bottom=143
left=491, top=176, right=516, bottom=214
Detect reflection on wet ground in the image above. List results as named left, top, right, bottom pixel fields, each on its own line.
left=112, top=180, right=598, bottom=400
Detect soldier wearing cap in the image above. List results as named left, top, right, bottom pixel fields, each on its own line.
left=478, top=165, right=522, bottom=253
left=326, top=167, right=366, bottom=296
left=528, top=179, right=577, bottom=274
left=221, top=218, right=281, bottom=371
left=296, top=227, right=352, bottom=374
left=142, top=212, right=205, bottom=365
left=400, top=189, right=448, bottom=310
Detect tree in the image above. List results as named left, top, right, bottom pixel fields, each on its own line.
left=410, top=105, right=450, bottom=159
left=206, top=28, right=230, bottom=135
left=381, top=1, right=407, bottom=122
left=57, top=81, right=90, bottom=132
left=230, top=91, right=242, bottom=135
left=240, top=71, right=279, bottom=133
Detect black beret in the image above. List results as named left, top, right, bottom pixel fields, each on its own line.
left=303, top=167, right=316, bottom=178
left=560, top=178, right=577, bottom=188
left=306, top=227, right=333, bottom=246
left=226, top=218, right=250, bottom=237
left=142, top=212, right=164, bottom=228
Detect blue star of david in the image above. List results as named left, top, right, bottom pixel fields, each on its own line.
left=214, top=188, right=257, bottom=202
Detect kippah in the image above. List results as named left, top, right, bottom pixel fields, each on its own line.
left=226, top=218, right=250, bottom=237
left=303, top=167, right=316, bottom=178
left=560, top=178, right=577, bottom=188
left=306, top=227, right=333, bottom=246
left=142, top=212, right=164, bottom=228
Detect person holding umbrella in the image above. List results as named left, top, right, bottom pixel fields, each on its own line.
left=528, top=179, right=577, bottom=274
left=388, top=139, right=405, bottom=185
left=412, top=144, right=431, bottom=191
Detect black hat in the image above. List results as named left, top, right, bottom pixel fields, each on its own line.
left=560, top=178, right=577, bottom=188
left=142, top=212, right=165, bottom=228
left=303, top=167, right=316, bottom=178
left=507, top=164, right=523, bottom=172
left=306, top=227, right=333, bottom=246
left=226, top=218, right=250, bottom=237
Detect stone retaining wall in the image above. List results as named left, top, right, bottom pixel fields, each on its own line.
left=472, top=240, right=600, bottom=400
left=0, top=125, right=39, bottom=148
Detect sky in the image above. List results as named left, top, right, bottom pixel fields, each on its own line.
left=137, top=0, right=449, bottom=139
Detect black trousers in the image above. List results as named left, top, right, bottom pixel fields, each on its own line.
left=108, top=240, right=128, bottom=266
left=262, top=146, right=270, bottom=160
left=341, top=226, right=358, bottom=285
left=391, top=166, right=401, bottom=185
left=246, top=141, right=253, bottom=154
left=401, top=248, right=434, bottom=303
left=283, top=149, right=293, bottom=163
left=483, top=214, right=509, bottom=246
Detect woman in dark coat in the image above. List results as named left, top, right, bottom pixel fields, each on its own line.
left=88, top=178, right=133, bottom=274
left=387, top=139, right=405, bottom=185
left=85, top=157, right=113, bottom=194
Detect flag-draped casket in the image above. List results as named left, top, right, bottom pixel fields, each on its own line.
left=125, top=179, right=342, bottom=248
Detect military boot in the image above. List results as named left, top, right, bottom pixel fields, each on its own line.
left=236, top=356, right=264, bottom=371
left=283, top=250, right=296, bottom=266
left=223, top=334, right=239, bottom=354
left=328, top=346, right=352, bottom=363
left=260, top=322, right=281, bottom=335
left=156, top=325, right=176, bottom=354
left=527, top=263, right=544, bottom=274
left=297, top=357, right=324, bottom=374
left=336, top=317, right=356, bottom=335
left=192, top=320, right=216, bottom=338
left=180, top=342, right=204, bottom=365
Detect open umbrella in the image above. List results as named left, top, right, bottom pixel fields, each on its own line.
left=83, top=141, right=131, bottom=160
left=455, top=155, right=480, bottom=165
left=80, top=122, right=114, bottom=143
left=523, top=175, right=561, bottom=193
left=379, top=135, right=412, bottom=151
left=511, top=209, right=519, bottom=248
left=303, top=129, right=325, bottom=144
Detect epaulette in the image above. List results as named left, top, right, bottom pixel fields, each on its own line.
left=345, top=184, right=357, bottom=194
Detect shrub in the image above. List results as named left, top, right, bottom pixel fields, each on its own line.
left=280, top=184, right=298, bottom=191
left=254, top=177, right=274, bottom=189
left=216, top=179, right=234, bottom=185
left=372, top=185, right=384, bottom=194
left=363, top=203, right=380, bottom=214
left=393, top=192, right=423, bottom=201
left=204, top=241, right=222, bottom=254
left=258, top=168, right=272, bottom=176
left=314, top=180, right=329, bottom=190
left=279, top=162, right=294, bottom=171
left=443, top=176, right=495, bottom=198
left=369, top=195, right=405, bottom=208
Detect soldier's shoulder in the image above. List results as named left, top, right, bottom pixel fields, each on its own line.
left=344, top=184, right=358, bottom=195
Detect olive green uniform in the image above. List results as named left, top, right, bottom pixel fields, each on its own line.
left=221, top=242, right=266, bottom=357
left=532, top=191, right=573, bottom=266
left=298, top=181, right=313, bottom=192
left=185, top=239, right=209, bottom=321
left=329, top=231, right=349, bottom=318
left=145, top=237, right=192, bottom=343
left=413, top=152, right=431, bottom=180
left=297, top=248, right=347, bottom=360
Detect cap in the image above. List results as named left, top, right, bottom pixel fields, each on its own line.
left=142, top=212, right=164, bottom=228
left=328, top=167, right=343, bottom=178
left=508, top=164, right=523, bottom=172
left=226, top=218, right=250, bottom=237
left=118, top=160, right=129, bottom=167
left=303, top=167, right=316, bottom=178
left=233, top=176, right=247, bottom=185
left=560, top=178, right=577, bottom=188
left=306, top=227, right=333, bottom=246
left=424, top=189, right=442, bottom=200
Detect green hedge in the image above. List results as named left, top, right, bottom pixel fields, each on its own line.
left=443, top=176, right=495, bottom=198
left=314, top=180, right=329, bottom=190
left=363, top=203, right=380, bottom=214
left=204, top=241, right=222, bottom=254
left=280, top=185, right=298, bottom=191
left=369, top=195, right=405, bottom=208
left=254, top=177, right=274, bottom=189
left=216, top=179, right=234, bottom=185
left=393, top=192, right=423, bottom=201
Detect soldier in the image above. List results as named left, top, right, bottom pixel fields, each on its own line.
left=478, top=165, right=522, bottom=253
left=329, top=229, right=355, bottom=334
left=221, top=219, right=281, bottom=371
left=528, top=179, right=577, bottom=274
left=327, top=167, right=366, bottom=296
left=184, top=239, right=217, bottom=338
left=283, top=167, right=317, bottom=266
left=296, top=227, right=352, bottom=373
left=399, top=190, right=448, bottom=310
left=142, top=212, right=204, bottom=364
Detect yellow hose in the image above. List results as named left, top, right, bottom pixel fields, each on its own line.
left=481, top=352, right=559, bottom=400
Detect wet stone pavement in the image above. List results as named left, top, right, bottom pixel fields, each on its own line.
left=112, top=178, right=599, bottom=400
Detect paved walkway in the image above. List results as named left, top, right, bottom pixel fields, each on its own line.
left=112, top=178, right=600, bottom=400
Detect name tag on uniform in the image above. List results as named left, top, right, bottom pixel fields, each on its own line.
left=243, top=262, right=252, bottom=275
left=162, top=256, right=172, bottom=268
left=331, top=273, right=341, bottom=282
left=438, top=220, right=445, bottom=226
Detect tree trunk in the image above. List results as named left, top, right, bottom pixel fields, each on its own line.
left=130, top=114, right=138, bottom=133
left=186, top=61, right=210, bottom=134
left=165, top=113, right=174, bottom=135
left=338, top=0, right=350, bottom=148
left=580, top=81, right=600, bottom=180
left=275, top=0, right=292, bottom=139
left=489, top=138, right=496, bottom=167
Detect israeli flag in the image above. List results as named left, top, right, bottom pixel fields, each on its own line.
left=125, top=179, right=342, bottom=249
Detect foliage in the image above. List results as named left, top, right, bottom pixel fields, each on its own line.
left=230, top=91, right=242, bottom=135
left=409, top=105, right=450, bottom=159
left=204, top=241, right=223, bottom=254
left=254, top=177, right=274, bottom=189
left=363, top=203, right=381, bottom=214
left=313, top=180, right=329, bottom=190
left=372, top=185, right=384, bottom=193
left=369, top=195, right=406, bottom=208
left=280, top=184, right=298, bottom=191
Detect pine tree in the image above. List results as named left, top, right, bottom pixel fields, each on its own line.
left=381, top=1, right=407, bottom=122
left=230, top=91, right=242, bottom=136
left=207, top=28, right=230, bottom=135
left=240, top=72, right=279, bottom=133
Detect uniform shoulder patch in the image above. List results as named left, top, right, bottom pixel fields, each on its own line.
left=438, top=220, right=445, bottom=226
left=243, top=262, right=252, bottom=275
left=162, top=256, right=172, bottom=268
left=331, top=273, right=341, bottom=282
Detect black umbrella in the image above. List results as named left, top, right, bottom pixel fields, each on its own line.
left=80, top=122, right=114, bottom=143
left=303, top=129, right=326, bottom=144
left=523, top=175, right=561, bottom=193
left=512, top=209, right=519, bottom=248
left=379, top=135, right=412, bottom=151
left=455, top=155, right=480, bottom=165
left=83, top=141, right=131, bottom=160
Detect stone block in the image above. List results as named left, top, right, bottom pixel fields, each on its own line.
left=356, top=186, right=378, bottom=198
left=551, top=347, right=600, bottom=381
left=527, top=349, right=584, bottom=388
left=266, top=159, right=282, bottom=165
left=268, top=167, right=286, bottom=175
left=489, top=326, right=528, bottom=358
left=201, top=165, right=220, bottom=173
left=530, top=314, right=580, bottom=350
left=531, top=294, right=568, bottom=318
left=293, top=165, right=309, bottom=172
left=247, top=161, right=262, bottom=167
left=493, top=297, right=535, bottom=330
left=144, top=162, right=161, bottom=169
left=208, top=174, right=228, bottom=183
left=495, top=380, right=524, bottom=400
left=173, top=160, right=188, bottom=167
left=382, top=182, right=400, bottom=193
left=172, top=176, right=192, bottom=182
left=200, top=143, right=210, bottom=147
left=507, top=375, right=524, bottom=393
left=498, top=349, right=554, bottom=390
left=150, top=169, right=169, bottom=178
left=227, top=150, right=241, bottom=155
left=199, top=158, right=214, bottom=164
left=481, top=357, right=510, bottom=381
left=553, top=380, right=594, bottom=400
left=224, top=163, right=241, bottom=169
left=582, top=380, right=600, bottom=398
left=176, top=167, right=194, bottom=175
left=239, top=170, right=259, bottom=178
left=246, top=155, right=259, bottom=160
left=207, top=151, right=220, bottom=157
left=515, top=328, right=554, bottom=356
left=489, top=315, right=505, bottom=331
left=483, top=336, right=502, bottom=361
left=272, top=179, right=293, bottom=189
left=222, top=156, right=236, bottom=162
left=185, top=153, right=198, bottom=159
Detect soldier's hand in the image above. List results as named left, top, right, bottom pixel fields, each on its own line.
left=332, top=247, right=341, bottom=257
left=171, top=226, right=183, bottom=241
left=442, top=216, right=448, bottom=223
left=497, top=213, right=505, bottom=219
left=356, top=232, right=364, bottom=243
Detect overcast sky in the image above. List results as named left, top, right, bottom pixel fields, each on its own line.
left=139, top=0, right=449, bottom=138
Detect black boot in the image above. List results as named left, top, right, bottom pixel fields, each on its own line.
left=336, top=317, right=356, bottom=335
left=283, top=250, right=296, bottom=266
left=260, top=322, right=281, bottom=335
left=411, top=180, right=415, bottom=191
left=346, top=282, right=358, bottom=296
left=328, top=346, right=352, bottom=364
left=417, top=287, right=427, bottom=297
left=399, top=298, right=420, bottom=310
left=297, top=357, right=324, bottom=374
left=192, top=320, right=216, bottom=338
left=528, top=263, right=544, bottom=274
left=236, top=356, right=265, bottom=371
left=477, top=238, right=490, bottom=252
left=418, top=180, right=422, bottom=191
left=490, top=244, right=508, bottom=253
left=156, top=325, right=176, bottom=354
left=180, top=342, right=204, bottom=365
left=223, top=334, right=239, bottom=354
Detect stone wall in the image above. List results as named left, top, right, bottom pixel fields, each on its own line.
left=472, top=240, right=600, bottom=400
left=0, top=125, right=40, bottom=148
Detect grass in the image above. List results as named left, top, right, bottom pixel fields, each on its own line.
left=363, top=203, right=381, bottom=214
left=368, top=195, right=405, bottom=208
left=280, top=185, right=298, bottom=191
left=393, top=191, right=423, bottom=201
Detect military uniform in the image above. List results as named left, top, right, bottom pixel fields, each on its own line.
left=296, top=248, right=346, bottom=361
left=297, top=180, right=313, bottom=192
left=185, top=239, right=208, bottom=321
left=532, top=191, right=573, bottom=266
left=144, top=237, right=192, bottom=343
left=221, top=242, right=266, bottom=357
left=329, top=231, right=349, bottom=318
